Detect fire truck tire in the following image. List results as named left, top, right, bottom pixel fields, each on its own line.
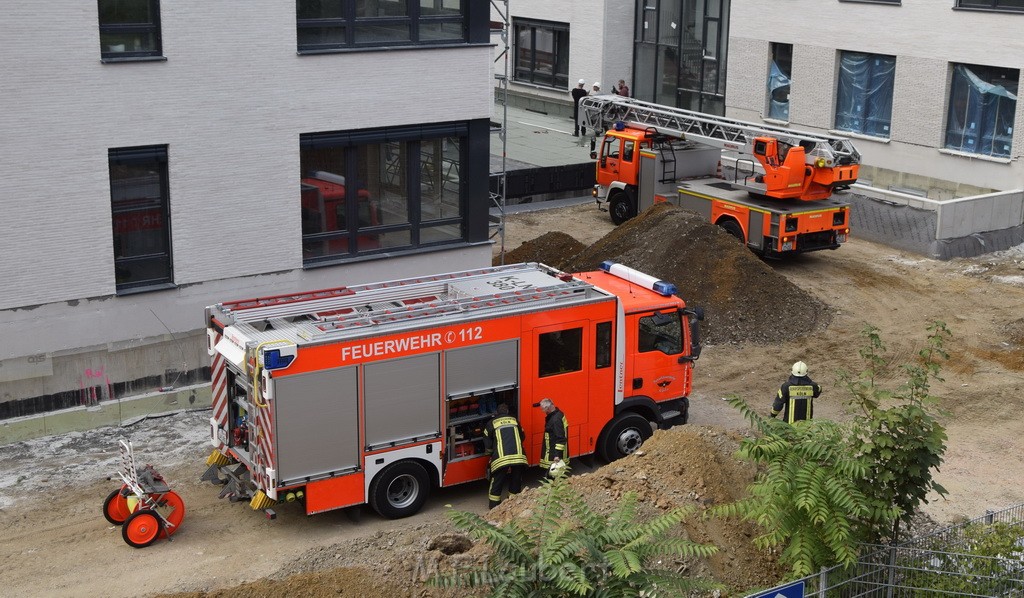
left=609, top=192, right=636, bottom=225
left=369, top=461, right=431, bottom=519
left=598, top=413, right=653, bottom=463
left=103, top=485, right=132, bottom=525
left=718, top=219, right=745, bottom=243
left=122, top=509, right=162, bottom=548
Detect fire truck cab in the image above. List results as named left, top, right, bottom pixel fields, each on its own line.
left=202, top=262, right=702, bottom=519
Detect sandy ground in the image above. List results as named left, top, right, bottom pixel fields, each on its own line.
left=2, top=202, right=1024, bottom=596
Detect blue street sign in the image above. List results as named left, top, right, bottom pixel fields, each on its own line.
left=751, top=580, right=804, bottom=598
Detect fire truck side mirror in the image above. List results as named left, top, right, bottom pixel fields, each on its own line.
left=680, top=306, right=704, bottom=361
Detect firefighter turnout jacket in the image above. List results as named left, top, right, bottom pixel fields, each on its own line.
left=482, top=415, right=528, bottom=472
left=540, top=408, right=568, bottom=468
left=772, top=375, right=821, bottom=423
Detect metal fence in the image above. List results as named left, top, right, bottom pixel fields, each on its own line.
left=748, top=503, right=1024, bottom=597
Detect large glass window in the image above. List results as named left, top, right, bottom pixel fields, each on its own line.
left=945, top=63, right=1018, bottom=158
left=767, top=42, right=792, bottom=121
left=296, top=0, right=467, bottom=51
left=109, top=145, right=173, bottom=291
left=956, top=0, right=1024, bottom=11
left=638, top=312, right=682, bottom=355
left=633, top=0, right=730, bottom=115
left=834, top=51, right=896, bottom=138
left=98, top=0, right=162, bottom=59
left=513, top=19, right=569, bottom=89
left=300, top=124, right=467, bottom=264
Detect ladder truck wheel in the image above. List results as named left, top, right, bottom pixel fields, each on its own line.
left=718, top=219, right=745, bottom=244
left=609, top=191, right=636, bottom=225
left=122, top=509, right=162, bottom=548
left=598, top=413, right=654, bottom=463
left=369, top=461, right=431, bottom=519
left=103, top=485, right=131, bottom=525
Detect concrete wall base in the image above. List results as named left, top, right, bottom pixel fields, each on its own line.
left=0, top=384, right=212, bottom=446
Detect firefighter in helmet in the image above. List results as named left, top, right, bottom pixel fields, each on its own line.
left=537, top=398, right=568, bottom=476
left=771, top=361, right=821, bottom=423
left=482, top=403, right=528, bottom=509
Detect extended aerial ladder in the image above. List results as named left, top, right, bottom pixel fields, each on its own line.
left=579, top=95, right=861, bottom=201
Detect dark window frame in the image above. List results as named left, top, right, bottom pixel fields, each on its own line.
left=296, top=0, right=470, bottom=52
left=512, top=18, right=570, bottom=90
left=109, top=145, right=174, bottom=293
left=954, top=0, right=1024, bottom=12
left=98, top=0, right=163, bottom=61
left=299, top=122, right=469, bottom=266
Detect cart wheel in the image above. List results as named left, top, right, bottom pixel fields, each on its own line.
left=122, top=509, right=162, bottom=548
left=154, top=490, right=186, bottom=539
left=103, top=486, right=132, bottom=525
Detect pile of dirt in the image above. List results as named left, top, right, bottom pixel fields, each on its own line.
left=494, top=230, right=587, bottom=267
left=487, top=425, right=784, bottom=593
left=542, top=203, right=832, bottom=345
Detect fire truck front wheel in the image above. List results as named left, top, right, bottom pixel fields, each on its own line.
left=369, top=461, right=431, bottom=519
left=598, top=413, right=654, bottom=463
left=609, top=191, right=636, bottom=225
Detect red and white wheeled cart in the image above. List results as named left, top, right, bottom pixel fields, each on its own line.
left=102, top=439, right=186, bottom=548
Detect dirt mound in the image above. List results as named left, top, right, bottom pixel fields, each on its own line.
left=555, top=203, right=831, bottom=345
left=489, top=425, right=785, bottom=593
left=495, top=230, right=586, bottom=267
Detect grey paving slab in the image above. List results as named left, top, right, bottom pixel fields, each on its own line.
left=491, top=103, right=594, bottom=169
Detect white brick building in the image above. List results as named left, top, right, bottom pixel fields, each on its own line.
left=0, top=1, right=493, bottom=417
left=728, top=0, right=1024, bottom=197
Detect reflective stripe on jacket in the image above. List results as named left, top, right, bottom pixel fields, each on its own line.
left=539, top=408, right=568, bottom=468
left=483, top=415, right=527, bottom=471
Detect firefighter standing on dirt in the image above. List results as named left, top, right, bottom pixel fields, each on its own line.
left=538, top=398, right=568, bottom=476
left=483, top=404, right=528, bottom=509
left=770, top=361, right=821, bottom=423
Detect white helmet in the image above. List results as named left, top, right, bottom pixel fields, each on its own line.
left=548, top=460, right=567, bottom=477
left=792, top=361, right=808, bottom=377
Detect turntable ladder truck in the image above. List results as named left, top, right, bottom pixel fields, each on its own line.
left=579, top=95, right=861, bottom=256
left=201, top=261, right=702, bottom=519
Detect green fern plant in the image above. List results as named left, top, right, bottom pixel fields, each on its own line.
left=429, top=475, right=721, bottom=597
left=711, top=397, right=880, bottom=578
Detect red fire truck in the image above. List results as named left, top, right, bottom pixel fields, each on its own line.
left=201, top=262, right=702, bottom=519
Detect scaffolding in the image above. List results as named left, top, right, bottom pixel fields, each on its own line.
left=490, top=0, right=509, bottom=264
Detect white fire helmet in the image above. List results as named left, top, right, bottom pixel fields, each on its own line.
left=548, top=460, right=567, bottom=477
left=792, top=361, right=808, bottom=377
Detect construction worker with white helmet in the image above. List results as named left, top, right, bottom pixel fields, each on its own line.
left=770, top=361, right=821, bottom=423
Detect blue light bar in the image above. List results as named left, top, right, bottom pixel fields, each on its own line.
left=600, top=261, right=676, bottom=297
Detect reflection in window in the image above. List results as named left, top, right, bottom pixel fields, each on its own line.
left=539, top=328, right=583, bottom=377
left=945, top=63, right=1018, bottom=158
left=513, top=19, right=569, bottom=89
left=595, top=322, right=612, bottom=369
left=767, top=42, right=792, bottom=121
left=834, top=51, right=896, bottom=138
left=109, top=145, right=172, bottom=290
left=98, top=0, right=162, bottom=59
left=300, top=123, right=467, bottom=264
left=638, top=312, right=682, bottom=355
left=296, top=0, right=467, bottom=51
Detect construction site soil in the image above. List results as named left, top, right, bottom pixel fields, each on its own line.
left=3, top=201, right=1024, bottom=597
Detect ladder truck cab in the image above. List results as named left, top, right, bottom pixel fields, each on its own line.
left=201, top=262, right=703, bottom=519
left=580, top=95, right=861, bottom=257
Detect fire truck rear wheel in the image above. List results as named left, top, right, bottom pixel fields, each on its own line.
left=369, top=461, right=431, bottom=519
left=599, top=413, right=653, bottom=463
left=609, top=192, right=635, bottom=225
left=718, top=219, right=745, bottom=243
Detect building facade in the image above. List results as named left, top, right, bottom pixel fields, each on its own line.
left=0, top=1, right=493, bottom=418
left=728, top=0, right=1024, bottom=197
